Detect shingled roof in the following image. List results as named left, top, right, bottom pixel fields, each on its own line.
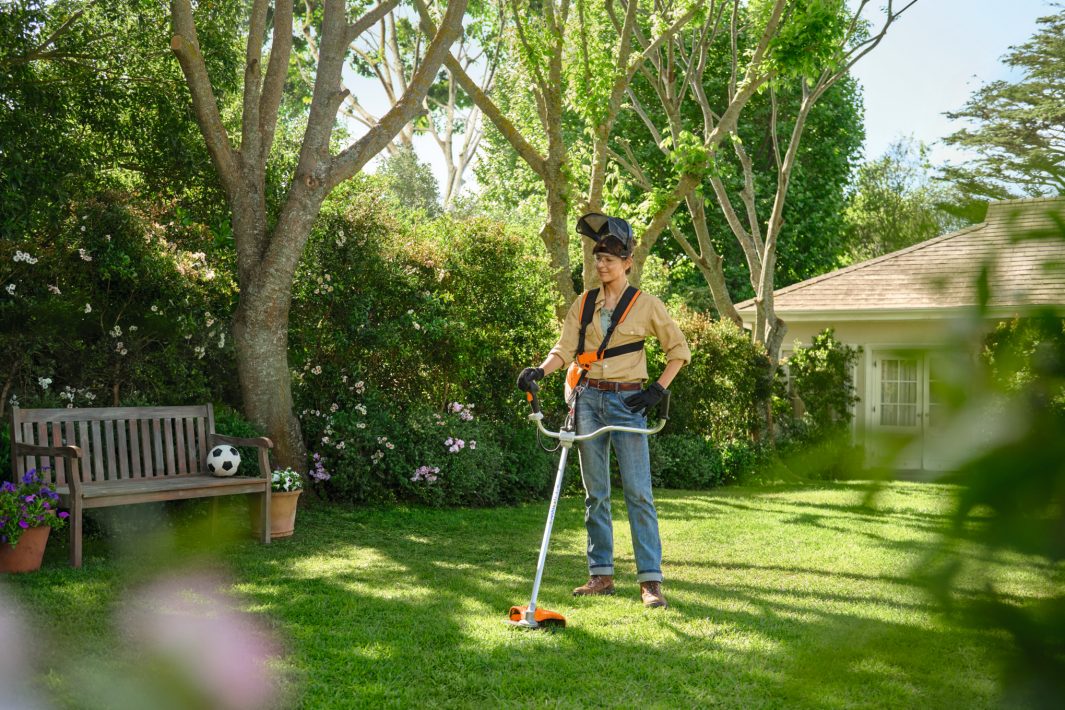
left=736, top=197, right=1065, bottom=315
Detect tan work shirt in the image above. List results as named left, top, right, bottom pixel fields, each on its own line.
left=548, top=288, right=692, bottom=382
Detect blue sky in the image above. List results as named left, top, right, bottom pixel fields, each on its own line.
left=355, top=1, right=1057, bottom=193
left=851, top=0, right=1055, bottom=166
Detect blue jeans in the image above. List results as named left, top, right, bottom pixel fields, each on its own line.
left=575, top=387, right=663, bottom=583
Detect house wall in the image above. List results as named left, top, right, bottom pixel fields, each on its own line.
left=778, top=317, right=961, bottom=441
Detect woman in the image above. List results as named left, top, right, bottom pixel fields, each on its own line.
left=517, top=213, right=690, bottom=608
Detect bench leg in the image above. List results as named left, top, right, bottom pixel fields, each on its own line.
left=69, top=499, right=83, bottom=568
left=260, top=486, right=271, bottom=544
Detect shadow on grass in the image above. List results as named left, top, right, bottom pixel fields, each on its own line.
left=4, top=483, right=1027, bottom=708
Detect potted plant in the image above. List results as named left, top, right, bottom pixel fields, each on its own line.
left=1, top=469, right=69, bottom=573
left=250, top=468, right=303, bottom=539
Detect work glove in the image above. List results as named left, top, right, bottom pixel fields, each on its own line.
left=624, top=382, right=667, bottom=415
left=517, top=367, right=545, bottom=392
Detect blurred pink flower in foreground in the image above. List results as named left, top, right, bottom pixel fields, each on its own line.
left=0, top=589, right=46, bottom=709
left=119, top=571, right=282, bottom=710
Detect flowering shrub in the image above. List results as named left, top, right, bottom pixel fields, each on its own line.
left=271, top=468, right=303, bottom=493
left=0, top=469, right=69, bottom=547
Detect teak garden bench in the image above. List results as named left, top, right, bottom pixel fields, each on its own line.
left=8, top=404, right=272, bottom=567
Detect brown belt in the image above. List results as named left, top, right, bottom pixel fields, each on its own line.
left=584, top=378, right=643, bottom=392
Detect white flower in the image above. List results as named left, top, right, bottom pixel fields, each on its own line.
left=78, top=248, right=92, bottom=261
left=128, top=324, right=137, bottom=332
left=83, top=303, right=92, bottom=314
left=330, top=403, right=339, bottom=412
left=83, top=392, right=96, bottom=401
left=356, top=422, right=366, bottom=429
left=120, top=348, right=128, bottom=356
left=204, top=268, right=215, bottom=281
left=12, top=251, right=38, bottom=264
left=194, top=345, right=206, bottom=359
left=311, top=365, right=322, bottom=375
left=354, top=404, right=367, bottom=415
left=48, top=284, right=61, bottom=295
left=336, top=441, right=346, bottom=450
left=321, top=436, right=331, bottom=444
left=407, top=309, right=414, bottom=315
left=385, top=442, right=394, bottom=450
left=413, top=322, right=421, bottom=330
left=4, top=284, right=14, bottom=295
left=37, top=377, right=52, bottom=390
left=110, top=325, right=122, bottom=338
left=150, top=305, right=159, bottom=313
left=217, top=333, right=225, bottom=348
left=115, top=341, right=124, bottom=352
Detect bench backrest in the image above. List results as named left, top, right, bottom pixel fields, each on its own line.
left=10, top=405, right=216, bottom=486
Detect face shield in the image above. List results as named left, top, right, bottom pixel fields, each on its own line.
left=576, top=213, right=635, bottom=258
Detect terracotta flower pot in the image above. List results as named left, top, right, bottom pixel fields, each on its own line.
left=0, top=526, right=51, bottom=574
left=250, top=490, right=302, bottom=539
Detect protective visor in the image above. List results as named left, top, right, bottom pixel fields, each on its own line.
left=576, top=213, right=635, bottom=257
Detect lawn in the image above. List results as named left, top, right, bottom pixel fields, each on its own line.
left=2, top=481, right=1048, bottom=708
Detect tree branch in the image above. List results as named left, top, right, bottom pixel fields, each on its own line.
left=170, top=0, right=241, bottom=199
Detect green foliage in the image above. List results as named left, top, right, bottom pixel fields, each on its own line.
left=649, top=309, right=771, bottom=441
left=1, top=193, right=240, bottom=412
left=376, top=147, right=442, bottom=217
left=982, top=315, right=1065, bottom=413
left=785, top=329, right=859, bottom=434
left=752, top=0, right=848, bottom=82
left=650, top=434, right=770, bottom=489
left=843, top=138, right=972, bottom=263
left=941, top=9, right=1065, bottom=202
left=287, top=185, right=559, bottom=505
left=0, top=0, right=244, bottom=239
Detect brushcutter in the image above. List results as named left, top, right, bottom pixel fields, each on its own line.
left=506, top=381, right=670, bottom=630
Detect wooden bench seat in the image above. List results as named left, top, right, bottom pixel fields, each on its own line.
left=9, top=404, right=272, bottom=567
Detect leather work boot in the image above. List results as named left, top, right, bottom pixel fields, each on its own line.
left=640, top=581, right=668, bottom=608
left=572, top=575, right=615, bottom=596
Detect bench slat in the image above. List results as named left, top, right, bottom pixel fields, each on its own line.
left=174, top=417, right=188, bottom=473
left=184, top=417, right=198, bottom=473
left=50, top=422, right=66, bottom=484
left=17, top=405, right=211, bottom=423
left=163, top=418, right=176, bottom=475
left=140, top=419, right=153, bottom=476
left=116, top=419, right=129, bottom=479
left=195, top=416, right=208, bottom=474
left=65, top=421, right=83, bottom=485
left=90, top=420, right=104, bottom=481
left=77, top=421, right=90, bottom=481
left=103, top=418, right=117, bottom=481
left=151, top=419, right=164, bottom=476
left=129, top=418, right=142, bottom=478
left=34, top=421, right=50, bottom=478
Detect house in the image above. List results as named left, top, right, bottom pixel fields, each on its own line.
left=736, top=196, right=1065, bottom=470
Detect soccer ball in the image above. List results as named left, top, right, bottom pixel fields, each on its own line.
left=207, top=445, right=241, bottom=476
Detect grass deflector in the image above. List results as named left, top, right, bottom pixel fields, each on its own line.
left=506, top=382, right=669, bottom=631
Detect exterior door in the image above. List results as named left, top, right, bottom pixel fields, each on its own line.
left=870, top=354, right=923, bottom=469
left=868, top=350, right=951, bottom=471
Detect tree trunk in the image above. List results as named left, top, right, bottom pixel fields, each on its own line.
left=232, top=275, right=305, bottom=469
left=542, top=175, right=576, bottom=317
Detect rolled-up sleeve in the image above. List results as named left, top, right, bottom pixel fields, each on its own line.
left=650, top=297, right=691, bottom=364
left=547, top=296, right=583, bottom=367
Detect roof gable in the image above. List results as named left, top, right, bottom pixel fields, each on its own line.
left=735, top=197, right=1065, bottom=314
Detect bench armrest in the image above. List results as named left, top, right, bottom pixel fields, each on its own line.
left=208, top=434, right=274, bottom=449
left=13, top=442, right=83, bottom=459
left=12, top=442, right=83, bottom=496
left=207, top=434, right=274, bottom=478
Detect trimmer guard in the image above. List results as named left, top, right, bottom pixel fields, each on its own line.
left=507, top=605, right=567, bottom=630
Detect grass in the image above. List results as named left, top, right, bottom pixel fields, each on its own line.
left=1, top=481, right=1051, bottom=708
